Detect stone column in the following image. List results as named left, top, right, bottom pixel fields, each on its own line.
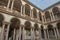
left=16, top=30, right=19, bottom=40
left=5, top=23, right=10, bottom=40
left=52, top=12, right=55, bottom=20
left=7, top=0, right=11, bottom=10
left=39, top=29, right=42, bottom=40
left=21, top=5, right=23, bottom=16
left=44, top=29, right=47, bottom=40
left=22, top=27, right=25, bottom=40
left=23, top=6, right=25, bottom=16
left=56, top=27, right=60, bottom=38
left=37, top=12, right=39, bottom=20
left=31, top=10, right=34, bottom=19
left=31, top=28, right=32, bottom=40
left=1, top=23, right=5, bottom=40
left=50, top=13, right=52, bottom=21
left=19, top=26, right=21, bottom=40
left=42, top=15, right=44, bottom=23
left=13, top=29, right=16, bottom=40
left=0, top=27, right=2, bottom=39
left=46, top=29, right=49, bottom=39
left=44, top=15, right=46, bottom=23
left=31, top=28, right=35, bottom=40
left=11, top=0, right=15, bottom=11
left=30, top=9, right=32, bottom=18
left=53, top=28, right=57, bottom=39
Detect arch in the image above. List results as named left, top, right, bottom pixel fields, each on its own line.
left=57, top=22, right=60, bottom=34
left=25, top=4, right=30, bottom=16
left=0, top=14, right=4, bottom=27
left=34, top=23, right=39, bottom=30
left=39, top=12, right=42, bottom=21
left=41, top=25, right=45, bottom=38
left=10, top=18, right=20, bottom=29
left=24, top=21, right=31, bottom=30
left=8, top=18, right=20, bottom=38
left=47, top=24, right=55, bottom=38
left=45, top=11, right=51, bottom=21
left=13, top=0, right=22, bottom=12
left=47, top=24, right=53, bottom=30
left=34, top=23, right=39, bottom=38
left=33, top=8, right=37, bottom=18
left=52, top=7, right=60, bottom=18
left=57, top=22, right=60, bottom=29
left=24, top=21, right=31, bottom=36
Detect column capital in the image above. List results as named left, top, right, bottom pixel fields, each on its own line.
left=43, top=25, right=48, bottom=30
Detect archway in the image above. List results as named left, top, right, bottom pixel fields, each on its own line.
left=34, top=23, right=39, bottom=40
left=47, top=24, right=54, bottom=38
left=24, top=21, right=31, bottom=37
left=8, top=18, right=20, bottom=39
left=41, top=25, right=45, bottom=39
left=57, top=22, right=60, bottom=34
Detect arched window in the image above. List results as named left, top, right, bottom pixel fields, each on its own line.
left=13, top=0, right=22, bottom=12
left=57, top=22, right=60, bottom=34
left=39, top=12, right=42, bottom=21
left=45, top=11, right=51, bottom=21
left=52, top=7, right=60, bottom=18
left=8, top=18, right=20, bottom=38
left=33, top=8, right=37, bottom=18
left=24, top=21, right=31, bottom=36
left=47, top=24, right=54, bottom=38
left=0, top=0, right=8, bottom=7
left=25, top=4, right=30, bottom=16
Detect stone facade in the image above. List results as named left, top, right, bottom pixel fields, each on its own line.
left=0, top=0, right=60, bottom=40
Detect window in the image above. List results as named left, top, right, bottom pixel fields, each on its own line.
left=52, top=7, right=60, bottom=18
left=13, top=0, right=22, bottom=12
left=33, top=8, right=37, bottom=18
left=39, top=12, right=42, bottom=21
left=0, top=0, right=8, bottom=7
left=45, top=11, right=51, bottom=21
left=25, top=4, right=30, bottom=16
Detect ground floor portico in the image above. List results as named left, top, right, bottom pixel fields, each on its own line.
left=0, top=21, right=60, bottom=40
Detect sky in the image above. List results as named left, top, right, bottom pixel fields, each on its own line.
left=28, top=0, right=60, bottom=10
